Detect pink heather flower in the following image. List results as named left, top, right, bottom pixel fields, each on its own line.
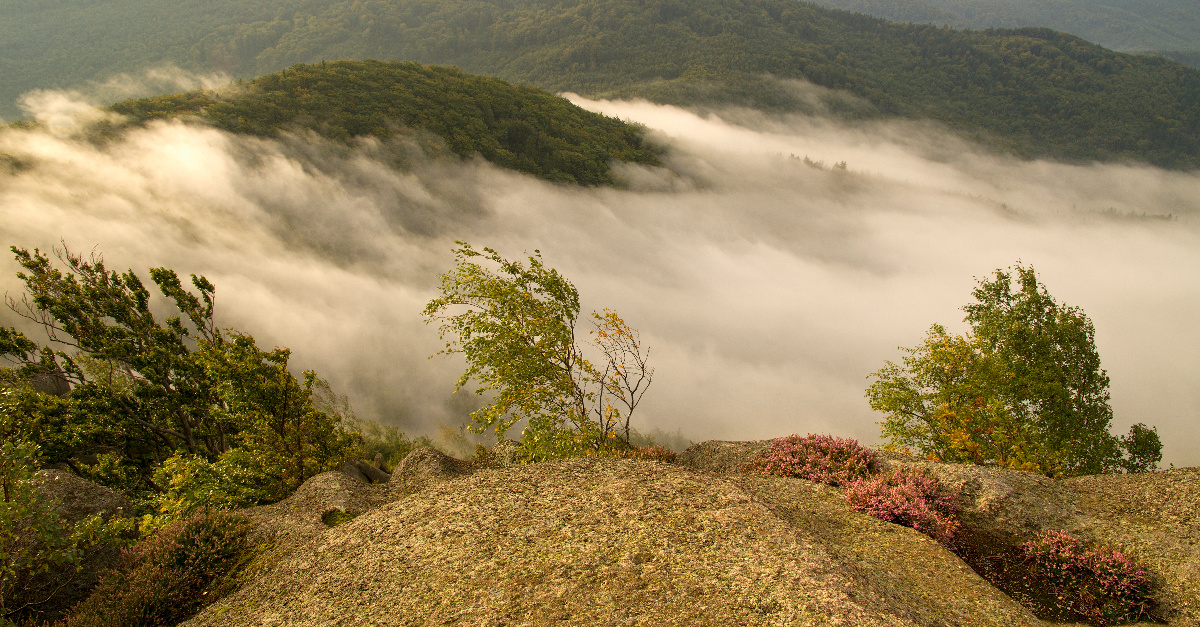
left=844, top=468, right=960, bottom=547
left=1022, top=530, right=1154, bottom=625
left=742, top=433, right=876, bottom=486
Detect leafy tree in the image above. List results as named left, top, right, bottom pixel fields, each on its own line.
left=1, top=245, right=357, bottom=515
left=423, top=242, right=653, bottom=461
left=867, top=264, right=1160, bottom=477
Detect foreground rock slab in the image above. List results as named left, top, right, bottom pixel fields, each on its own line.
left=186, top=457, right=1043, bottom=627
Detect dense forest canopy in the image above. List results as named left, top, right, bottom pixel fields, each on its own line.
left=800, top=0, right=1200, bottom=61
left=105, top=61, right=661, bottom=185
left=3, top=0, right=1200, bottom=168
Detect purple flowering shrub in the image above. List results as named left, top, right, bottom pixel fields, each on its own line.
left=1022, top=530, right=1153, bottom=626
left=741, top=433, right=876, bottom=486
left=844, top=468, right=959, bottom=546
left=62, top=509, right=255, bottom=626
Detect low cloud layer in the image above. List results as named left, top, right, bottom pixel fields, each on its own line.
left=1, top=89, right=1197, bottom=467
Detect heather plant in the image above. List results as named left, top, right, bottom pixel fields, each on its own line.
left=844, top=468, right=959, bottom=546
left=1022, top=530, right=1153, bottom=626
left=61, top=508, right=255, bottom=627
left=741, top=434, right=876, bottom=487
left=615, top=445, right=677, bottom=463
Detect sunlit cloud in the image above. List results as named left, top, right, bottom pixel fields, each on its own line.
left=2, top=87, right=1197, bottom=467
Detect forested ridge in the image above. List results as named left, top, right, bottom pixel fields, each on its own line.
left=105, top=61, right=661, bottom=185
left=3, top=0, right=1200, bottom=168
left=800, top=0, right=1200, bottom=60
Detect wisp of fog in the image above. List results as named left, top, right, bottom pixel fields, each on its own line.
left=1, top=84, right=1197, bottom=467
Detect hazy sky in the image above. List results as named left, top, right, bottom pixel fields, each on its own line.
left=1, top=81, right=1197, bottom=468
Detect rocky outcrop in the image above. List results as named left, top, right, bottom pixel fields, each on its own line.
left=177, top=441, right=1198, bottom=627
left=34, top=469, right=131, bottom=524
left=389, top=445, right=474, bottom=490
left=243, top=470, right=392, bottom=545
left=186, top=457, right=1044, bottom=627
left=339, top=458, right=391, bottom=484
left=10, top=471, right=133, bottom=624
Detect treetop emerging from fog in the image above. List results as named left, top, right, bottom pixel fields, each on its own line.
left=867, top=263, right=1162, bottom=478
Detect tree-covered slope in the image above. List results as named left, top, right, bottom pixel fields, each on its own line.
left=799, top=0, right=1200, bottom=60
left=4, top=0, right=1200, bottom=168
left=106, top=61, right=661, bottom=185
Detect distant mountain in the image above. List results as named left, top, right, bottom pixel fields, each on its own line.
left=800, top=0, right=1200, bottom=62
left=102, top=61, right=660, bottom=185
left=4, top=0, right=1200, bottom=168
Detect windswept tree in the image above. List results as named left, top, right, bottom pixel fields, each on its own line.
left=423, top=242, right=653, bottom=460
left=1, top=245, right=357, bottom=512
left=867, top=264, right=1161, bottom=477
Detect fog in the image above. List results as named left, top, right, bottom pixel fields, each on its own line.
left=1, top=86, right=1197, bottom=467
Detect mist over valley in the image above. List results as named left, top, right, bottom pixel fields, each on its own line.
left=2, top=71, right=1196, bottom=468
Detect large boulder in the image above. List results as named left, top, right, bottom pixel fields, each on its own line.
left=389, top=446, right=473, bottom=491
left=9, top=470, right=133, bottom=624
left=183, top=457, right=1043, bottom=627
left=176, top=441, right=1198, bottom=627
left=34, top=469, right=132, bottom=524
left=244, top=470, right=392, bottom=545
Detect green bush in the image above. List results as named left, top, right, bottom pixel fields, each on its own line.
left=61, top=509, right=255, bottom=627
left=346, top=417, right=433, bottom=472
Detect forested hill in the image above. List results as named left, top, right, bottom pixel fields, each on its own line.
left=4, top=0, right=1200, bottom=168
left=104, top=61, right=661, bottom=185
left=799, top=0, right=1200, bottom=62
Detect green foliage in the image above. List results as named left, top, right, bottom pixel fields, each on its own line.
left=801, top=0, right=1200, bottom=58
left=7, top=0, right=1200, bottom=167
left=345, top=416, right=433, bottom=471
left=867, top=263, right=1161, bottom=478
left=0, top=437, right=131, bottom=620
left=423, top=242, right=653, bottom=461
left=107, top=61, right=662, bottom=186
left=61, top=508, right=255, bottom=627
left=1117, top=423, right=1162, bottom=474
left=627, top=426, right=693, bottom=453
left=142, top=451, right=270, bottom=534
left=2, top=245, right=357, bottom=519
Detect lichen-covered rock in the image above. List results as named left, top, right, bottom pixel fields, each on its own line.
left=390, top=446, right=473, bottom=490
left=1067, top=468, right=1200, bottom=627
left=245, top=471, right=391, bottom=545
left=184, top=457, right=1044, bottom=627
left=34, top=469, right=131, bottom=523
left=12, top=471, right=133, bottom=624
left=176, top=441, right=1198, bottom=627
left=675, top=439, right=770, bottom=474
left=338, top=460, right=371, bottom=483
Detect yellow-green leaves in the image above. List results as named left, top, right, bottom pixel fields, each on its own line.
left=424, top=242, right=652, bottom=461
left=868, top=264, right=1160, bottom=477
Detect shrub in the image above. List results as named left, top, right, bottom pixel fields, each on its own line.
left=615, top=445, right=677, bottom=463
left=844, top=468, right=959, bottom=546
left=1, top=437, right=132, bottom=621
left=741, top=434, right=876, bottom=486
left=1021, top=530, right=1153, bottom=626
left=61, top=508, right=255, bottom=627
